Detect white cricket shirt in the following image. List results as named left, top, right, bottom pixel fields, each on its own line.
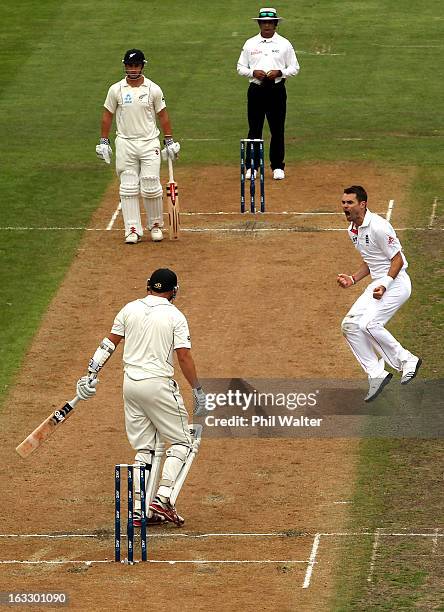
left=237, top=32, right=300, bottom=85
left=111, top=295, right=191, bottom=380
left=104, top=77, right=166, bottom=140
left=348, top=209, right=408, bottom=280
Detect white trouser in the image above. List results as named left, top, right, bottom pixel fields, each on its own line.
left=341, top=271, right=414, bottom=379
left=115, top=136, right=161, bottom=177
left=115, top=137, right=162, bottom=234
left=123, top=375, right=192, bottom=500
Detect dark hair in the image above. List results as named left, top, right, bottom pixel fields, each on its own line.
left=344, top=185, right=367, bottom=203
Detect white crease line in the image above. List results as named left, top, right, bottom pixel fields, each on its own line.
left=386, top=199, right=395, bottom=222
left=182, top=211, right=344, bottom=216
left=429, top=197, right=438, bottom=229
left=106, top=201, right=121, bottom=230
left=431, top=529, right=440, bottom=554
left=0, top=227, right=437, bottom=233
left=296, top=49, right=346, bottom=56
left=302, top=533, right=321, bottom=589
left=0, top=532, right=304, bottom=539
left=367, top=528, right=381, bottom=583
left=0, top=559, right=307, bottom=566
left=179, top=227, right=438, bottom=233
left=318, top=532, right=444, bottom=537
left=377, top=533, right=444, bottom=537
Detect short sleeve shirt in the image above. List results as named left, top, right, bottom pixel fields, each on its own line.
left=111, top=295, right=191, bottom=380
left=348, top=209, right=407, bottom=279
left=104, top=77, right=166, bottom=140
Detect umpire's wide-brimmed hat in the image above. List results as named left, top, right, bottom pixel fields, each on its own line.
left=148, top=268, right=178, bottom=293
left=252, top=7, right=283, bottom=21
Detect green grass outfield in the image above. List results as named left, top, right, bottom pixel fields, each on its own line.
left=1, top=1, right=443, bottom=609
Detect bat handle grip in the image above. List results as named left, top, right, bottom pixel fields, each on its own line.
left=167, top=156, right=174, bottom=183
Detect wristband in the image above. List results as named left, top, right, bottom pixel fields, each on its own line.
left=100, top=137, right=110, bottom=145
left=350, top=275, right=356, bottom=285
left=379, top=275, right=394, bottom=289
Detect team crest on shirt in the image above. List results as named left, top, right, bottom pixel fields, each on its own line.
left=388, top=235, right=395, bottom=245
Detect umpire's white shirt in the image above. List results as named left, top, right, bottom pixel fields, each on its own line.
left=104, top=77, right=166, bottom=140
left=348, top=210, right=408, bottom=280
left=237, top=32, right=300, bottom=85
left=111, top=295, right=191, bottom=380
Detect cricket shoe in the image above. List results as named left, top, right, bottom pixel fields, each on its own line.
left=125, top=227, right=141, bottom=244
left=273, top=169, right=285, bottom=180
left=401, top=356, right=422, bottom=385
left=150, top=225, right=163, bottom=242
left=133, top=511, right=166, bottom=527
left=364, top=372, right=393, bottom=403
left=245, top=169, right=257, bottom=180
left=149, top=496, right=185, bottom=526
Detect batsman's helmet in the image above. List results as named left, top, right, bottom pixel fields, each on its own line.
left=122, top=49, right=147, bottom=65
left=147, top=268, right=178, bottom=294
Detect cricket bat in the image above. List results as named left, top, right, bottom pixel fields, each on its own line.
left=166, top=157, right=180, bottom=240
left=15, top=380, right=97, bottom=458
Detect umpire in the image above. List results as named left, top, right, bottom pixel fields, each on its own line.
left=237, top=8, right=300, bottom=180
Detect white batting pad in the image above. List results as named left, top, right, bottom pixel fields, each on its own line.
left=143, top=195, right=164, bottom=229
left=119, top=170, right=143, bottom=235
left=140, top=175, right=163, bottom=199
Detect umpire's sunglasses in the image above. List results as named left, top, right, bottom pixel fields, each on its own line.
left=259, top=11, right=277, bottom=18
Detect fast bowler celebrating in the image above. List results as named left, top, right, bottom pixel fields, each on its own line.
left=96, top=49, right=180, bottom=244
left=337, top=186, right=422, bottom=402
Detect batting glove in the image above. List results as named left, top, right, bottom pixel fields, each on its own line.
left=96, top=138, right=112, bottom=164
left=161, top=138, right=180, bottom=161
left=76, top=376, right=97, bottom=401
left=192, top=386, right=207, bottom=417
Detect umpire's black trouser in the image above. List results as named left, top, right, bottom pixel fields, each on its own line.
left=247, top=79, right=287, bottom=171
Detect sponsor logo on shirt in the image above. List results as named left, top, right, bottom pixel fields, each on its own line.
left=388, top=235, right=395, bottom=245
left=365, top=234, right=369, bottom=244
left=123, top=93, right=132, bottom=104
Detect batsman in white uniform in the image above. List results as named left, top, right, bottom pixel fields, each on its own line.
left=337, top=186, right=422, bottom=402
left=76, top=268, right=206, bottom=525
left=96, top=49, right=180, bottom=244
